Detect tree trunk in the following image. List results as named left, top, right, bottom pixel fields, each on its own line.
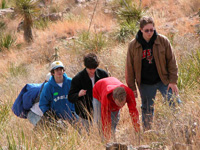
left=23, top=16, right=33, bottom=43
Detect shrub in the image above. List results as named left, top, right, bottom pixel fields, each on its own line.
left=115, top=21, right=137, bottom=43
left=178, top=48, right=200, bottom=90
left=114, top=0, right=144, bottom=42
left=75, top=31, right=107, bottom=52
left=0, top=33, right=15, bottom=51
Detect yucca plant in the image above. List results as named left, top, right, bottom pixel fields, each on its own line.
left=115, top=0, right=144, bottom=42
left=116, top=21, right=137, bottom=43
left=0, top=33, right=15, bottom=51
left=15, top=0, right=39, bottom=43
left=116, top=4, right=142, bottom=24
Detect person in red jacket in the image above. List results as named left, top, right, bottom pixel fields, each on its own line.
left=93, top=77, right=140, bottom=140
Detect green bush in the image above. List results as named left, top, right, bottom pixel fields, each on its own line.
left=116, top=3, right=142, bottom=24
left=0, top=33, right=15, bottom=51
left=75, top=31, right=107, bottom=52
left=114, top=0, right=144, bottom=42
left=115, top=21, right=137, bottom=43
left=178, top=48, right=200, bottom=90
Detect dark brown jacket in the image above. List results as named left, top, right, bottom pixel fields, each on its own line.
left=125, top=34, right=178, bottom=91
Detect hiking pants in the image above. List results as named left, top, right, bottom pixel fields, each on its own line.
left=139, top=81, right=181, bottom=130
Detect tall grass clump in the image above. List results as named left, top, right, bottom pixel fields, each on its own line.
left=9, top=63, right=28, bottom=77
left=178, top=48, right=200, bottom=90
left=114, top=0, right=144, bottom=42
left=1, top=0, right=7, bottom=9
left=74, top=31, right=107, bottom=52
left=34, top=18, right=49, bottom=30
left=0, top=21, right=15, bottom=51
left=0, top=102, right=10, bottom=131
left=0, top=21, right=6, bottom=30
left=4, top=130, right=31, bottom=150
left=0, top=33, right=15, bottom=51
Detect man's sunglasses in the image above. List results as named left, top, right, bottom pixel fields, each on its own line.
left=144, top=29, right=154, bottom=33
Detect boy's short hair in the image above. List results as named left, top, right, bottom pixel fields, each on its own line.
left=113, top=87, right=126, bottom=102
left=140, top=16, right=155, bottom=29
left=84, top=53, right=99, bottom=69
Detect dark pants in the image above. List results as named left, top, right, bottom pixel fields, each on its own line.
left=139, top=81, right=181, bottom=130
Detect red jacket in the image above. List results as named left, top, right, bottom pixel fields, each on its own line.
left=93, top=77, right=140, bottom=139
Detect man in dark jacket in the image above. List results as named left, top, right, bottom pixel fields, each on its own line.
left=68, top=53, right=108, bottom=130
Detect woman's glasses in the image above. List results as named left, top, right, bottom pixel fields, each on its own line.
left=144, top=29, right=154, bottom=33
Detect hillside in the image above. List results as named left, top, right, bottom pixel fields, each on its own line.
left=0, top=0, right=199, bottom=149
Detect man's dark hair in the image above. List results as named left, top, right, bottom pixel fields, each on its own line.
left=140, top=16, right=155, bottom=29
left=84, top=53, right=99, bottom=69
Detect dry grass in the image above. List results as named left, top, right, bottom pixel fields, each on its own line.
left=0, top=0, right=199, bottom=149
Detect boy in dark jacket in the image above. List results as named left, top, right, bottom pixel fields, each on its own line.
left=68, top=53, right=108, bottom=130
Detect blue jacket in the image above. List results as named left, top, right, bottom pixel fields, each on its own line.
left=12, top=83, right=43, bottom=118
left=39, top=73, right=75, bottom=120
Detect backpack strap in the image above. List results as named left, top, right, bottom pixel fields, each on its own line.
left=34, top=82, right=46, bottom=104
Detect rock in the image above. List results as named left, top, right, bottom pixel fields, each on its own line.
left=66, top=7, right=70, bottom=12
left=75, top=0, right=86, bottom=3
left=40, top=12, right=63, bottom=21
left=104, top=9, right=112, bottom=14
left=106, top=142, right=128, bottom=150
left=0, top=8, right=14, bottom=17
left=48, top=13, right=62, bottom=21
left=137, top=145, right=151, bottom=150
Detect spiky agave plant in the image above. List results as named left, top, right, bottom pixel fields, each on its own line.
left=15, top=0, right=39, bottom=43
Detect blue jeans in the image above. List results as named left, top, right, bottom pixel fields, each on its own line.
left=93, top=98, right=120, bottom=135
left=27, top=111, right=42, bottom=126
left=139, top=81, right=181, bottom=130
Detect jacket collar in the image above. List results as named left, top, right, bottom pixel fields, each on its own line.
left=135, top=33, right=161, bottom=48
left=83, top=68, right=100, bottom=82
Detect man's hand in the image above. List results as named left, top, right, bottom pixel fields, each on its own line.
left=167, top=83, right=179, bottom=95
left=134, top=122, right=140, bottom=132
left=78, top=89, right=87, bottom=97
left=133, top=90, right=138, bottom=98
